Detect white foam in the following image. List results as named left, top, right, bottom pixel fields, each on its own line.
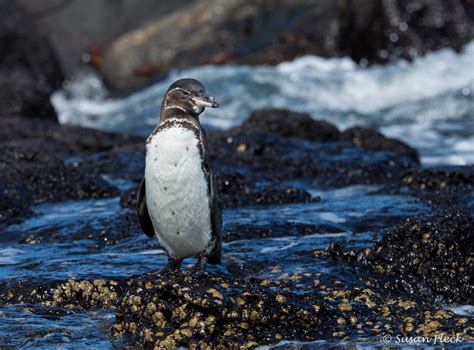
left=318, top=212, right=346, bottom=224
left=446, top=304, right=474, bottom=316
left=0, top=247, right=25, bottom=265
left=51, top=42, right=474, bottom=165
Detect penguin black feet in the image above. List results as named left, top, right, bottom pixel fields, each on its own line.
left=162, top=257, right=182, bottom=275
left=185, top=256, right=208, bottom=277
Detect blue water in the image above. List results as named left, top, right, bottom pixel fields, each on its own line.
left=0, top=178, right=434, bottom=347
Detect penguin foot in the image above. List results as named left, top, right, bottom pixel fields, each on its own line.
left=185, top=256, right=208, bottom=277
left=161, top=258, right=182, bottom=275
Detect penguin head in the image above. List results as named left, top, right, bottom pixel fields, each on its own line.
left=162, top=78, right=219, bottom=116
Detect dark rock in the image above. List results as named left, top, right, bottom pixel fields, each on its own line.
left=0, top=0, right=63, bottom=121
left=402, top=168, right=474, bottom=192
left=244, top=187, right=314, bottom=206
left=223, top=222, right=342, bottom=241
left=238, top=109, right=341, bottom=142
left=0, top=278, right=126, bottom=310
left=120, top=188, right=139, bottom=209
left=217, top=172, right=315, bottom=207
left=0, top=116, right=140, bottom=223
left=344, top=0, right=474, bottom=64
left=233, top=110, right=419, bottom=160
left=113, top=272, right=332, bottom=347
left=209, top=128, right=418, bottom=189
left=216, top=172, right=249, bottom=201
left=341, top=126, right=419, bottom=162
left=3, top=272, right=472, bottom=347
left=327, top=210, right=474, bottom=305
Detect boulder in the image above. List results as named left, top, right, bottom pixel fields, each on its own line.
left=100, top=0, right=474, bottom=91
left=341, top=126, right=419, bottom=162
left=239, top=109, right=341, bottom=142
left=0, top=0, right=63, bottom=120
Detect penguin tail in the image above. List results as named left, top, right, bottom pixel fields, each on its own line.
left=207, top=240, right=221, bottom=265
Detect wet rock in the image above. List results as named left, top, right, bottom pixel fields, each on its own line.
left=113, top=272, right=473, bottom=347
left=0, top=107, right=421, bottom=228
left=231, top=109, right=419, bottom=160
left=401, top=167, right=474, bottom=210
left=0, top=0, right=63, bottom=120
left=326, top=210, right=474, bottom=305
left=4, top=272, right=472, bottom=347
left=120, top=188, right=139, bottom=209
left=1, top=278, right=125, bottom=311
left=100, top=0, right=473, bottom=91
left=113, top=272, right=331, bottom=347
left=402, top=168, right=474, bottom=192
left=238, top=109, right=341, bottom=142
left=223, top=222, right=342, bottom=241
left=241, top=187, right=314, bottom=206
left=209, top=128, right=417, bottom=189
left=341, top=126, right=419, bottom=162
left=217, top=171, right=315, bottom=207
left=14, top=211, right=137, bottom=248
left=0, top=116, right=140, bottom=224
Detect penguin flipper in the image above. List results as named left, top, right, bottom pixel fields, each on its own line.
left=137, top=177, right=155, bottom=238
left=206, top=157, right=222, bottom=265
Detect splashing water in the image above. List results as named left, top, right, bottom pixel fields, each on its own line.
left=52, top=42, right=474, bottom=165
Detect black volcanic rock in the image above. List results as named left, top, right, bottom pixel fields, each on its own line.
left=2, top=272, right=472, bottom=348
left=326, top=210, right=474, bottom=305
left=239, top=109, right=341, bottom=142
left=0, top=0, right=64, bottom=121
left=341, top=126, right=419, bottom=162
left=0, top=116, right=141, bottom=223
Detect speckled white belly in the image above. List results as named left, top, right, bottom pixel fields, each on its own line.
left=145, top=126, right=212, bottom=259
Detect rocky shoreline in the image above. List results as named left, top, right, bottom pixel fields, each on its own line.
left=1, top=108, right=473, bottom=347
left=2, top=270, right=473, bottom=348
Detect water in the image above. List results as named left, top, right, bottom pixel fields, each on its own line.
left=52, top=42, right=474, bottom=165
left=0, top=306, right=114, bottom=348
left=0, top=184, right=431, bottom=346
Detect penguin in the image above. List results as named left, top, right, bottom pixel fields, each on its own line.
left=137, top=78, right=222, bottom=274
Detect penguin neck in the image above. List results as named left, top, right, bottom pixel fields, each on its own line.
left=160, top=107, right=201, bottom=124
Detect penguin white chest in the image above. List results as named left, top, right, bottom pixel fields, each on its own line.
left=145, top=126, right=212, bottom=259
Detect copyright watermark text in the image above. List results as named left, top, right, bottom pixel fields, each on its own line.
left=382, top=334, right=464, bottom=345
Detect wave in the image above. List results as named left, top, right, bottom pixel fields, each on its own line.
left=51, top=42, right=474, bottom=165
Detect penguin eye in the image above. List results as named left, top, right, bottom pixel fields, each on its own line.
left=182, top=90, right=191, bottom=96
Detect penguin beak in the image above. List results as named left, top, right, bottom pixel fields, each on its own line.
left=193, top=94, right=219, bottom=108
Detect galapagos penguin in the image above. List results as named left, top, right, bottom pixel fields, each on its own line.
left=137, top=78, right=222, bottom=274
